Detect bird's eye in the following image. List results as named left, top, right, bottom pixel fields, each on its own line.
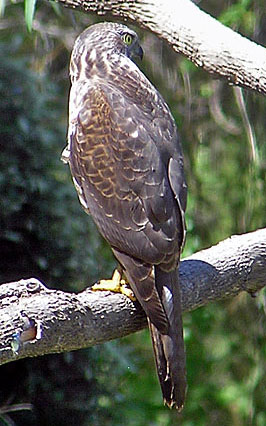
left=122, top=33, right=133, bottom=46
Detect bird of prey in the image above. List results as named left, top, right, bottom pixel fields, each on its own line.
left=62, top=22, right=187, bottom=411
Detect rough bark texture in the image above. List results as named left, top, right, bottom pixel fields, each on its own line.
left=0, top=228, right=265, bottom=366
left=54, top=0, right=266, bottom=95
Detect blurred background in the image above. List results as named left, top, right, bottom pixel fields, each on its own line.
left=0, top=0, right=265, bottom=425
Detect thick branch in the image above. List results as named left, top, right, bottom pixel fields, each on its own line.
left=0, top=228, right=265, bottom=366
left=54, top=0, right=266, bottom=95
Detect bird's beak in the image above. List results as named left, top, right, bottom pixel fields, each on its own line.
left=130, top=42, right=143, bottom=61
left=136, top=44, right=144, bottom=60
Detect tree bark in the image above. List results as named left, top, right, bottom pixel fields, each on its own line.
left=54, top=0, right=266, bottom=95
left=0, top=228, right=265, bottom=366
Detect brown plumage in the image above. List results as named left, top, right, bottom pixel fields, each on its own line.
left=62, top=22, right=187, bottom=410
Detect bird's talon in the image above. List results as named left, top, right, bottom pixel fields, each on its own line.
left=119, top=283, right=136, bottom=301
left=91, top=270, right=136, bottom=301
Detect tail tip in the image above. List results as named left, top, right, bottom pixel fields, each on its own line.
left=163, top=381, right=187, bottom=412
left=164, top=397, right=185, bottom=412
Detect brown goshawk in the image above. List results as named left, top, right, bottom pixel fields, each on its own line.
left=62, top=22, right=187, bottom=411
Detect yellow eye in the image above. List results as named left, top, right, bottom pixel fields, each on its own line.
left=122, top=33, right=133, bottom=45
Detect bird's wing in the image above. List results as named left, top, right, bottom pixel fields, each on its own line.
left=69, top=82, right=185, bottom=253
left=66, top=80, right=185, bottom=328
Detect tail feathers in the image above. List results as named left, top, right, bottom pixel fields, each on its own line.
left=148, top=320, right=187, bottom=411
left=111, top=248, right=187, bottom=409
left=111, top=248, right=169, bottom=333
left=149, top=267, right=187, bottom=411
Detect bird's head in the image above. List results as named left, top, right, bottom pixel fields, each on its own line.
left=70, top=22, right=143, bottom=82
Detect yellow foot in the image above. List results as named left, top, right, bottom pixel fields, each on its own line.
left=92, top=269, right=136, bottom=301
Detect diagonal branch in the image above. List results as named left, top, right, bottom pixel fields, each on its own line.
left=54, top=0, right=266, bottom=95
left=0, top=228, right=265, bottom=366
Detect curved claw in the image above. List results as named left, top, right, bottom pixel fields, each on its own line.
left=92, top=269, right=136, bottom=301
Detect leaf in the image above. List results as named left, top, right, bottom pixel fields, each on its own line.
left=50, top=1, right=62, bottom=16
left=24, top=0, right=37, bottom=32
left=0, top=0, right=6, bottom=17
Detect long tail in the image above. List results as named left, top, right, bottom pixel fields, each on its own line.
left=149, top=266, right=187, bottom=411
left=111, top=248, right=187, bottom=410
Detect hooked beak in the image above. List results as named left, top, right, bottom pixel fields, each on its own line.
left=136, top=44, right=144, bottom=60
left=128, top=41, right=144, bottom=61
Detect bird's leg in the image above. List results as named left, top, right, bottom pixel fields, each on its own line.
left=91, top=269, right=136, bottom=301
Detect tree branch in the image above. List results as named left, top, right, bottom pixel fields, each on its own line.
left=54, top=0, right=266, bottom=95
left=0, top=228, right=265, bottom=366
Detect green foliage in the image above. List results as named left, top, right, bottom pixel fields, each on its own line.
left=24, top=0, right=37, bottom=31
left=219, top=0, right=255, bottom=34
left=0, top=1, right=265, bottom=425
left=0, top=48, right=90, bottom=286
